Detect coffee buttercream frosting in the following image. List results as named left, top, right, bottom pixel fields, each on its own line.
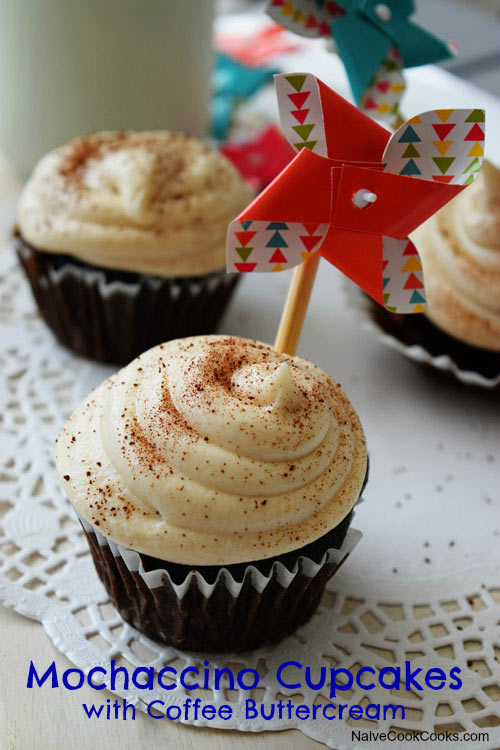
left=18, top=131, right=252, bottom=277
left=412, top=160, right=500, bottom=350
left=56, top=336, right=367, bottom=565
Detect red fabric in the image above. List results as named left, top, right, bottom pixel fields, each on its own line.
left=215, top=24, right=300, bottom=67
left=221, top=126, right=295, bottom=193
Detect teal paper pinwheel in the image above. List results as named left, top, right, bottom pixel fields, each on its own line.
left=212, top=52, right=278, bottom=140
left=267, top=0, right=453, bottom=121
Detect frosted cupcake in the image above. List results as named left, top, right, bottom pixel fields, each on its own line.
left=368, top=161, right=500, bottom=383
left=56, top=335, right=368, bottom=652
left=15, top=131, right=252, bottom=364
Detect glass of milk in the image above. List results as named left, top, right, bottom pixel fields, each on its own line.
left=0, top=0, right=215, bottom=175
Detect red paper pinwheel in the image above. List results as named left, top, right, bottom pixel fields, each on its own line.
left=227, top=73, right=485, bottom=313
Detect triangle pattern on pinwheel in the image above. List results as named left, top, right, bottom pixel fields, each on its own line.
left=402, top=143, right=420, bottom=158
left=300, top=234, right=322, bottom=251
left=236, top=247, right=253, bottom=262
left=432, top=123, right=455, bottom=140
left=434, top=140, right=452, bottom=156
left=269, top=249, right=288, bottom=263
left=235, top=231, right=256, bottom=247
left=403, top=241, right=418, bottom=255
left=285, top=74, right=307, bottom=92
left=266, top=231, right=288, bottom=248
left=288, top=92, right=309, bottom=109
left=432, top=156, right=455, bottom=175
left=404, top=273, right=424, bottom=290
left=401, top=255, right=422, bottom=273
left=398, top=125, right=421, bottom=143
left=465, top=123, right=485, bottom=141
left=465, top=109, right=485, bottom=122
left=410, top=290, right=426, bottom=304
left=291, top=109, right=309, bottom=124
left=294, top=140, right=317, bottom=151
left=400, top=159, right=421, bottom=176
left=292, top=123, right=315, bottom=140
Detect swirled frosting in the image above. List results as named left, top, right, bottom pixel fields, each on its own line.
left=18, top=131, right=252, bottom=277
left=56, top=336, right=367, bottom=565
left=411, top=161, right=500, bottom=350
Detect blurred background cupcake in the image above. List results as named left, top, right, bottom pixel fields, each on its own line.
left=56, top=335, right=368, bottom=652
left=366, top=161, right=500, bottom=385
left=15, top=131, right=252, bottom=364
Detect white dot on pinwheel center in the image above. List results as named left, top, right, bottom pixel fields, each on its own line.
left=352, top=190, right=378, bottom=209
left=375, top=3, right=391, bottom=21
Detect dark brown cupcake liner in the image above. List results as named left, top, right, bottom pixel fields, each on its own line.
left=346, top=282, right=500, bottom=389
left=16, top=236, right=240, bottom=365
left=79, top=513, right=361, bottom=653
left=369, top=299, right=500, bottom=381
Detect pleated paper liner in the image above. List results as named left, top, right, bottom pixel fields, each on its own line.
left=16, top=236, right=240, bottom=366
left=79, top=512, right=362, bottom=653
left=346, top=282, right=500, bottom=390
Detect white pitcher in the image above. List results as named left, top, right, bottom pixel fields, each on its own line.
left=0, top=0, right=215, bottom=175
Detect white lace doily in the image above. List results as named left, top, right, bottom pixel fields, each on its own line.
left=1, top=254, right=500, bottom=750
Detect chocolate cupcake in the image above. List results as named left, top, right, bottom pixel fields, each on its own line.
left=16, top=131, right=253, bottom=364
left=56, top=336, right=368, bottom=652
left=367, top=161, right=500, bottom=385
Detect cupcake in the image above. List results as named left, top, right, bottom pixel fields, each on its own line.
left=15, top=131, right=252, bottom=364
left=56, top=335, right=368, bottom=652
left=366, top=161, right=500, bottom=383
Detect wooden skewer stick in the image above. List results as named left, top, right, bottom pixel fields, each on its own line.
left=274, top=253, right=320, bottom=356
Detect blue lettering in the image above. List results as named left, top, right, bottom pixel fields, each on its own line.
left=109, top=661, right=129, bottom=691
left=356, top=666, right=376, bottom=690
left=245, top=699, right=258, bottom=719
left=425, top=668, right=446, bottom=690
left=88, top=667, right=106, bottom=690
left=179, top=667, right=200, bottom=690
left=322, top=704, right=336, bottom=719
left=304, top=666, right=326, bottom=691
left=365, top=704, right=381, bottom=720
left=82, top=703, right=104, bottom=718
left=62, top=669, right=85, bottom=690
left=218, top=705, right=232, bottom=720
left=27, top=661, right=58, bottom=688
left=148, top=700, right=165, bottom=718
left=404, top=661, right=423, bottom=691
left=132, top=667, right=155, bottom=690
left=237, top=669, right=259, bottom=691
left=166, top=705, right=181, bottom=721
left=329, top=668, right=353, bottom=698
left=157, top=666, right=177, bottom=690
left=449, top=667, right=462, bottom=690
left=379, top=667, right=400, bottom=690
left=214, top=667, right=235, bottom=691
left=276, top=661, right=302, bottom=690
